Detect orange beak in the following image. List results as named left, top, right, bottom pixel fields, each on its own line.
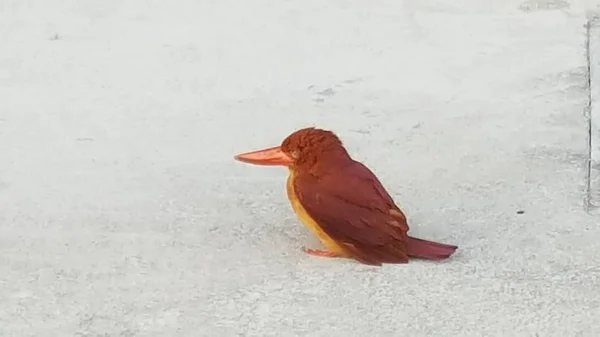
left=234, top=146, right=294, bottom=166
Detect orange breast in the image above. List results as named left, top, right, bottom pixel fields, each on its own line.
left=286, top=169, right=347, bottom=255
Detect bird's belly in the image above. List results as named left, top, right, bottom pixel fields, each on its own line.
left=286, top=171, right=346, bottom=255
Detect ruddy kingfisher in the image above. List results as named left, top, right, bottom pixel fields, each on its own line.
left=234, top=127, right=457, bottom=265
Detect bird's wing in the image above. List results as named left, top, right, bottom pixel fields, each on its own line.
left=293, top=161, right=410, bottom=265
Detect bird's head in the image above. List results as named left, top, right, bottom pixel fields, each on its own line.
left=234, top=127, right=350, bottom=170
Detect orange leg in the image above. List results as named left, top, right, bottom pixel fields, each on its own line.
left=302, top=247, right=340, bottom=258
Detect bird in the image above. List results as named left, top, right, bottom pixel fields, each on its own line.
left=234, top=127, right=458, bottom=265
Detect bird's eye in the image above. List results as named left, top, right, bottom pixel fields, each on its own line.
left=290, top=150, right=299, bottom=159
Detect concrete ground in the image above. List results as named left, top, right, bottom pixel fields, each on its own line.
left=1, top=0, right=600, bottom=336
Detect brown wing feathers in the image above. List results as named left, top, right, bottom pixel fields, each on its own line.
left=294, top=162, right=411, bottom=265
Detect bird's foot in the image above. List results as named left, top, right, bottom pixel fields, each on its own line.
left=302, top=247, right=339, bottom=258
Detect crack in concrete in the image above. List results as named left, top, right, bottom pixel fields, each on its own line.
left=585, top=14, right=600, bottom=214
left=584, top=17, right=594, bottom=212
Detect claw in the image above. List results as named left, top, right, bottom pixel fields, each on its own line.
left=302, top=247, right=339, bottom=258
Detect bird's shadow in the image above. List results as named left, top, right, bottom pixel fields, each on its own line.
left=269, top=218, right=318, bottom=250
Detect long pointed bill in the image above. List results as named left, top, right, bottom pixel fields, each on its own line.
left=234, top=146, right=293, bottom=166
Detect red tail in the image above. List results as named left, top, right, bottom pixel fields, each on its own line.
left=407, top=236, right=458, bottom=260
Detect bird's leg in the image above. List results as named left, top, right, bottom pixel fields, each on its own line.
left=302, top=247, right=340, bottom=258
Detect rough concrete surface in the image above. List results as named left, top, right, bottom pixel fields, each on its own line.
left=1, top=0, right=600, bottom=336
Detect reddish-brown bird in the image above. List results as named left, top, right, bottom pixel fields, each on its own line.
left=234, top=127, right=457, bottom=265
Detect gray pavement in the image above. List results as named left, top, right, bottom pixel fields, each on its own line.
left=1, top=0, right=600, bottom=336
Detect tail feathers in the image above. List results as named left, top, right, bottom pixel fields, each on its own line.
left=407, top=236, right=457, bottom=260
